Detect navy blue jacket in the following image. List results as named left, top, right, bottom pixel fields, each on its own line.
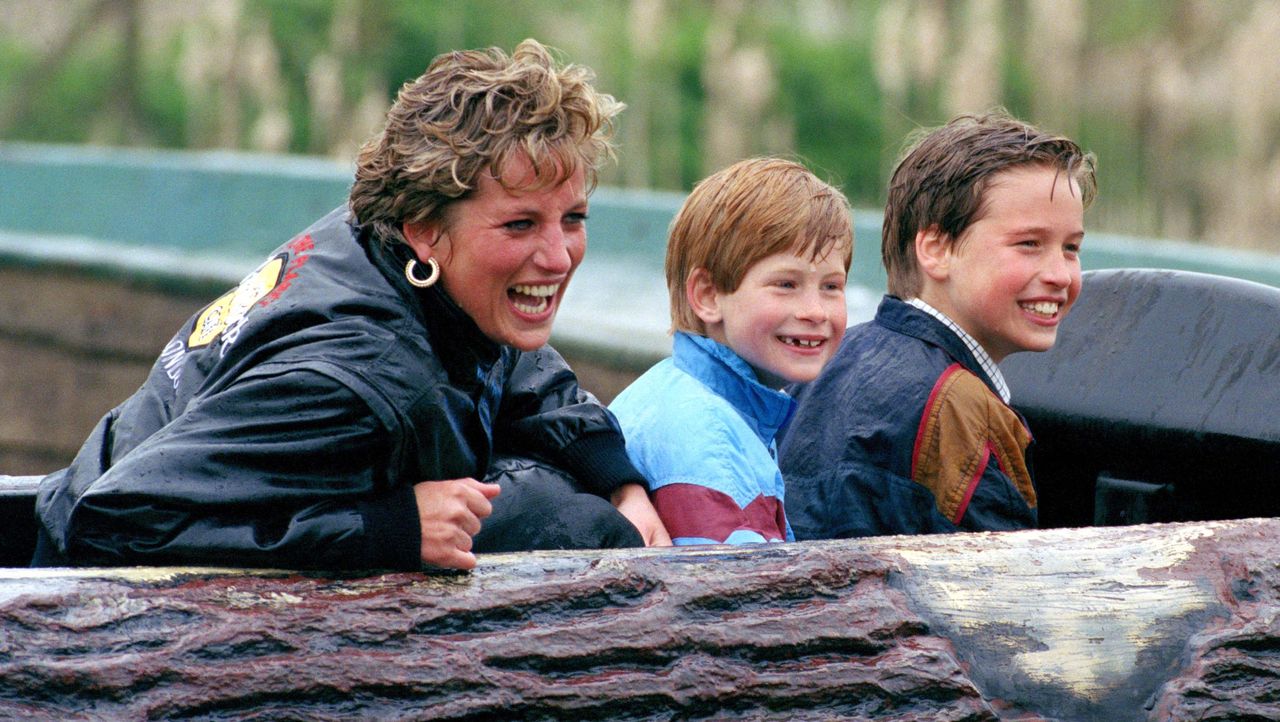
left=779, top=296, right=1038, bottom=539
left=34, top=207, right=644, bottom=569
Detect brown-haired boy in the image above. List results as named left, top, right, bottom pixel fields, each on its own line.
left=609, top=157, right=853, bottom=545
left=779, top=110, right=1097, bottom=538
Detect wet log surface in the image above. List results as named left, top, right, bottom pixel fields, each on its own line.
left=1, top=519, right=1278, bottom=721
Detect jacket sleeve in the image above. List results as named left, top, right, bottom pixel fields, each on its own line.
left=951, top=454, right=1039, bottom=531
left=784, top=457, right=958, bottom=540
left=615, top=396, right=787, bottom=546
left=494, top=345, right=648, bottom=497
left=647, top=449, right=787, bottom=546
left=39, top=367, right=421, bottom=570
left=910, top=366, right=1038, bottom=532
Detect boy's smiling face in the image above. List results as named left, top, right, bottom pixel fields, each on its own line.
left=693, top=246, right=848, bottom=388
left=916, top=164, right=1084, bottom=363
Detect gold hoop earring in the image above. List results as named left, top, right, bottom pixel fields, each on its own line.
left=405, top=258, right=440, bottom=288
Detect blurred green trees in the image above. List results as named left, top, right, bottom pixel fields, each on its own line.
left=1, top=0, right=1278, bottom=251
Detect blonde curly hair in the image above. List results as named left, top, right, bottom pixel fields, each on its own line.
left=350, top=39, right=623, bottom=245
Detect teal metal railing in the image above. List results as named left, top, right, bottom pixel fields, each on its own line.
left=4, top=141, right=1279, bottom=362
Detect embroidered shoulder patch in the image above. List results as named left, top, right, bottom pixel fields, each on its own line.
left=188, top=254, right=287, bottom=349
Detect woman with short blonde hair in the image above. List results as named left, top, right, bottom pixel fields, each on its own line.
left=34, top=40, right=669, bottom=571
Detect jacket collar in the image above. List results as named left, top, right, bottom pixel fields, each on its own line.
left=874, top=295, right=1003, bottom=396
left=671, top=332, right=795, bottom=443
left=361, top=223, right=502, bottom=387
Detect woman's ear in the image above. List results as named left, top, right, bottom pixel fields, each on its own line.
left=686, top=268, right=723, bottom=326
left=402, top=222, right=440, bottom=262
left=915, top=225, right=951, bottom=282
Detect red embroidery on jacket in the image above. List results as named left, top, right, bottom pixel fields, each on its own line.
left=953, top=440, right=999, bottom=524
left=259, top=234, right=314, bottom=306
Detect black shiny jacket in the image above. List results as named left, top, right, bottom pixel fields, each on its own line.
left=34, top=207, right=645, bottom=569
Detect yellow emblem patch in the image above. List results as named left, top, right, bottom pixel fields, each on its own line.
left=188, top=255, right=287, bottom=348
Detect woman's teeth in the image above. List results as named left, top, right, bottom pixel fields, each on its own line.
left=511, top=283, right=559, bottom=314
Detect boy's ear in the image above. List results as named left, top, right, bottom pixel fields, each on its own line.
left=915, top=225, right=952, bottom=282
left=687, top=268, right=723, bottom=326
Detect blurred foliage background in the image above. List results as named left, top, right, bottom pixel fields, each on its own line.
left=1, top=0, right=1278, bottom=251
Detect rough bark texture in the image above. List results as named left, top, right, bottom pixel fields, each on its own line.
left=2, top=518, right=1278, bottom=720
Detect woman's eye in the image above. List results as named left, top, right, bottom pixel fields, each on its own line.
left=505, top=219, right=534, bottom=232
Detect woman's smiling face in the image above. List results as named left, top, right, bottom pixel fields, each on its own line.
left=404, top=154, right=588, bottom=351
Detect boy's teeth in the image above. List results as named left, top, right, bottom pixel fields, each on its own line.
left=1021, top=301, right=1060, bottom=316
left=783, top=337, right=822, bottom=348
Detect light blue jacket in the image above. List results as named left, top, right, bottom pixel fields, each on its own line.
left=609, top=332, right=795, bottom=545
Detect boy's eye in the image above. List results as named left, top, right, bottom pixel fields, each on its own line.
left=564, top=212, right=588, bottom=226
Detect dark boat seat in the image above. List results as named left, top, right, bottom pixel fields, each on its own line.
left=0, top=475, right=41, bottom=566
left=1001, top=268, right=1280, bottom=527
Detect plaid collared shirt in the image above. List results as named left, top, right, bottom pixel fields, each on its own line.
left=906, top=297, right=1012, bottom=404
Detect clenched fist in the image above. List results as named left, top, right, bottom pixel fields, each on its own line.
left=413, top=478, right=502, bottom=570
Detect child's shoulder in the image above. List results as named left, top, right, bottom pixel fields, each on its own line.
left=614, top=357, right=733, bottom=415
left=611, top=358, right=737, bottom=432
left=612, top=357, right=687, bottom=406
left=825, top=317, right=950, bottom=386
left=789, top=320, right=963, bottom=426
left=611, top=364, right=758, bottom=489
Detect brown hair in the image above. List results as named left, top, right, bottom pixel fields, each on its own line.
left=666, top=157, right=854, bottom=335
left=349, top=39, right=622, bottom=245
left=882, top=110, right=1097, bottom=297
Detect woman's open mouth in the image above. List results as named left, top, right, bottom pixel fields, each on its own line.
left=509, top=283, right=560, bottom=315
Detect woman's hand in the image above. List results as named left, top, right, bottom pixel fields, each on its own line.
left=610, top=483, right=672, bottom=547
left=413, top=478, right=502, bottom=570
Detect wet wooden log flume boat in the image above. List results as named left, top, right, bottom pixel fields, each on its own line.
left=2, top=272, right=1278, bottom=720
left=3, top=144, right=1280, bottom=719
left=0, top=516, right=1276, bottom=720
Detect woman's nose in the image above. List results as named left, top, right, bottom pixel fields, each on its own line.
left=535, top=228, right=574, bottom=274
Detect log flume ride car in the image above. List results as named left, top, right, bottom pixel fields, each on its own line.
left=1, top=268, right=1277, bottom=720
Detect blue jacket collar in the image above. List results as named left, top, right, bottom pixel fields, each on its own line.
left=671, top=332, right=795, bottom=443
left=874, top=295, right=1001, bottom=395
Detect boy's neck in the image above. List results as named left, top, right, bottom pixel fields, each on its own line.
left=904, top=296, right=1011, bottom=403
left=912, top=286, right=991, bottom=359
